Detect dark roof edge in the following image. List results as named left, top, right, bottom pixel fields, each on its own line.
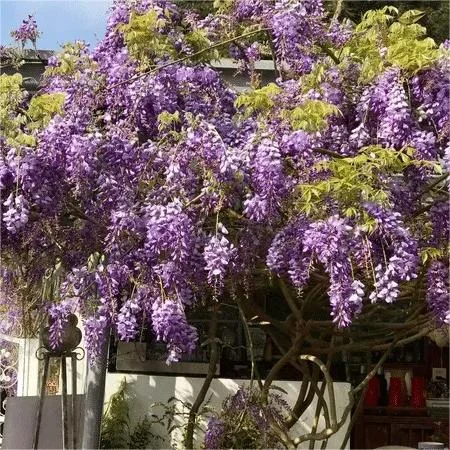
left=1, top=49, right=54, bottom=62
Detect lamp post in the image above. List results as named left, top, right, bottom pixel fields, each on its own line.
left=33, top=314, right=83, bottom=450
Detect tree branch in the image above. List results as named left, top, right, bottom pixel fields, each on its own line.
left=278, top=278, right=303, bottom=324
left=292, top=355, right=340, bottom=446
left=285, top=361, right=319, bottom=429
left=308, top=336, right=335, bottom=450
left=313, top=148, right=345, bottom=159
left=184, top=303, right=220, bottom=449
left=413, top=173, right=449, bottom=201
left=237, top=299, right=263, bottom=391
left=108, top=27, right=269, bottom=90
left=332, top=0, right=344, bottom=22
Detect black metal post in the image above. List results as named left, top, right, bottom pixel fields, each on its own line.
left=61, top=356, right=69, bottom=449
left=32, top=353, right=50, bottom=450
left=71, top=354, right=77, bottom=450
left=32, top=348, right=84, bottom=449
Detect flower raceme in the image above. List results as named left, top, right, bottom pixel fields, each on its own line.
left=10, top=15, right=40, bottom=45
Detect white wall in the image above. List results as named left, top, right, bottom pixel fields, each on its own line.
left=104, top=374, right=351, bottom=449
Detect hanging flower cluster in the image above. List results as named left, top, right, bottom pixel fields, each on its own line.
left=10, top=15, right=40, bottom=45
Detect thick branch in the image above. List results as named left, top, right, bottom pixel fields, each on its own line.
left=332, top=0, right=344, bottom=22
left=318, top=45, right=340, bottom=64
left=237, top=300, right=263, bottom=390
left=279, top=278, right=303, bottom=324
left=285, top=362, right=319, bottom=429
left=413, top=173, right=449, bottom=201
left=262, top=336, right=304, bottom=400
left=293, top=355, right=340, bottom=446
left=308, top=337, right=335, bottom=449
left=184, top=303, right=219, bottom=449
left=313, top=148, right=345, bottom=159
left=108, top=27, right=269, bottom=90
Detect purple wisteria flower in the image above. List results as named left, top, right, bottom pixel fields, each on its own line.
left=1, top=0, right=448, bottom=363
left=304, top=215, right=365, bottom=327
left=365, top=203, right=419, bottom=304
left=203, top=386, right=289, bottom=449
left=10, top=15, right=40, bottom=45
left=204, top=417, right=226, bottom=449
left=244, top=136, right=287, bottom=222
left=204, top=223, right=236, bottom=289
left=426, top=260, right=450, bottom=326
left=48, top=300, right=76, bottom=350
left=2, top=194, right=29, bottom=233
left=267, top=216, right=312, bottom=287
left=151, top=299, right=198, bottom=364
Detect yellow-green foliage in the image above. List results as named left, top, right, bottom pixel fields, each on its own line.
left=299, top=63, right=328, bottom=93
left=157, top=110, right=180, bottom=131
left=386, top=10, right=438, bottom=73
left=44, top=41, right=95, bottom=77
left=0, top=74, right=35, bottom=147
left=184, top=29, right=219, bottom=62
left=0, top=74, right=65, bottom=147
left=213, top=0, right=234, bottom=13
left=294, top=146, right=435, bottom=228
left=420, top=247, right=445, bottom=264
left=344, top=7, right=439, bottom=82
left=235, top=83, right=282, bottom=116
left=27, top=93, right=65, bottom=129
left=119, top=10, right=176, bottom=66
left=284, top=100, right=341, bottom=132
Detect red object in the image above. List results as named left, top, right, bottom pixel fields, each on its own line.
left=411, top=376, right=426, bottom=408
left=389, top=377, right=404, bottom=407
left=364, top=376, right=381, bottom=406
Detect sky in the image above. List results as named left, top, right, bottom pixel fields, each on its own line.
left=1, top=0, right=113, bottom=50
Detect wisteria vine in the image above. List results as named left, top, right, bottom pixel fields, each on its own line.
left=1, top=0, right=448, bottom=363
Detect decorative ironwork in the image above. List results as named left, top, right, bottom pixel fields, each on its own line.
left=0, top=339, right=19, bottom=448
left=33, top=315, right=83, bottom=450
left=0, top=349, right=18, bottom=392
left=0, top=396, right=6, bottom=448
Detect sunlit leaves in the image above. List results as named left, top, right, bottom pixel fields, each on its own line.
left=398, top=10, right=427, bottom=25
left=120, top=10, right=175, bottom=66
left=185, top=29, right=220, bottom=62
left=0, top=73, right=35, bottom=147
left=345, top=6, right=439, bottom=82
left=284, top=100, right=341, bottom=132
left=27, top=93, right=65, bottom=129
left=235, top=83, right=281, bottom=116
left=421, top=247, right=445, bottom=265
left=293, top=146, right=426, bottom=222
left=44, top=41, right=95, bottom=76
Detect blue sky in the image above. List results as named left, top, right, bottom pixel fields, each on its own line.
left=1, top=1, right=113, bottom=50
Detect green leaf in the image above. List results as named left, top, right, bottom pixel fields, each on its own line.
left=235, top=83, right=281, bottom=116
left=434, top=163, right=444, bottom=175
left=27, top=93, right=65, bottom=129
left=420, top=247, right=444, bottom=264
left=398, top=10, right=426, bottom=25
left=157, top=110, right=180, bottom=131
left=285, top=100, right=341, bottom=132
